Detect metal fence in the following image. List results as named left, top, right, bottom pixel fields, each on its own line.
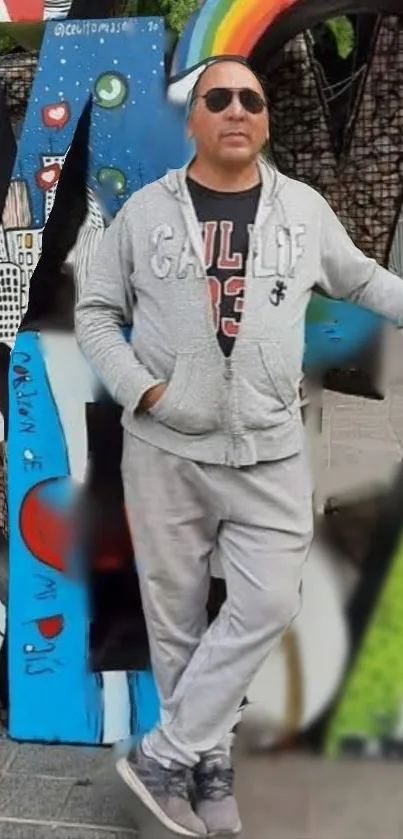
left=0, top=51, right=38, bottom=127
left=265, top=15, right=403, bottom=267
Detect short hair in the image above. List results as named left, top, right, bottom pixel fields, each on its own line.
left=187, top=55, right=267, bottom=113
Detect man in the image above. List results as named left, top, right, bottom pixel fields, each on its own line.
left=75, top=56, right=403, bottom=837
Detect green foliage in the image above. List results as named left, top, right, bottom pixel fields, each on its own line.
left=323, top=16, right=355, bottom=60
left=6, top=22, right=43, bottom=50
left=120, top=0, right=162, bottom=16
left=0, top=27, right=16, bottom=54
left=120, top=0, right=197, bottom=32
left=159, top=0, right=198, bottom=33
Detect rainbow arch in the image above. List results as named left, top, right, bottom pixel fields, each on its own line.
left=173, top=0, right=299, bottom=75
left=172, top=0, right=403, bottom=79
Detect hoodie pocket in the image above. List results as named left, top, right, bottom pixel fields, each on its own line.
left=237, top=341, right=298, bottom=431
left=149, top=351, right=220, bottom=435
left=259, top=341, right=298, bottom=409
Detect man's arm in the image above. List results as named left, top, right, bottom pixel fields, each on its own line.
left=389, top=219, right=403, bottom=277
left=75, top=206, right=165, bottom=413
left=317, top=196, right=403, bottom=325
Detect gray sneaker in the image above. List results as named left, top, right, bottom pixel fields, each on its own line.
left=116, top=745, right=207, bottom=837
left=193, top=755, right=242, bottom=836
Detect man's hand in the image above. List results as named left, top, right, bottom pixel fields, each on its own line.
left=137, top=383, right=167, bottom=413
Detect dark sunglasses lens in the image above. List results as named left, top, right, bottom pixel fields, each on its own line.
left=205, top=88, right=233, bottom=113
left=240, top=89, right=265, bottom=114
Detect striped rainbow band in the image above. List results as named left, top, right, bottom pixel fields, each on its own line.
left=173, top=0, right=300, bottom=77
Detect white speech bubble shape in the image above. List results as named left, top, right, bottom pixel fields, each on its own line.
left=167, top=59, right=215, bottom=108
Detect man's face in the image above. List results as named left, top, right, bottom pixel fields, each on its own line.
left=187, top=61, right=269, bottom=169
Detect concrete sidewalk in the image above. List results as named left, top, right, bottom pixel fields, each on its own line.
left=1, top=733, right=403, bottom=838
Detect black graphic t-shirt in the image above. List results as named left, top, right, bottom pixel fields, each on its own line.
left=187, top=177, right=261, bottom=357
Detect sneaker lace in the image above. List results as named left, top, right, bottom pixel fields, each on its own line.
left=163, top=766, right=190, bottom=800
left=196, top=767, right=234, bottom=801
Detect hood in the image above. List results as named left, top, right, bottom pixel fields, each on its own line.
left=162, top=155, right=282, bottom=209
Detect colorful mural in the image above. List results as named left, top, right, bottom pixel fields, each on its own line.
left=326, top=518, right=403, bottom=758
left=171, top=0, right=301, bottom=72
left=9, top=330, right=161, bottom=743
left=0, top=15, right=190, bottom=348
left=6, top=15, right=189, bottom=743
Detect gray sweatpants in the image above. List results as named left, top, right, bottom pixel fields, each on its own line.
left=121, top=432, right=313, bottom=768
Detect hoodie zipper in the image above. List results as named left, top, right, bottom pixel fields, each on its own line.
left=170, top=163, right=280, bottom=466
left=224, top=357, right=233, bottom=382
left=222, top=231, right=257, bottom=466
left=223, top=357, right=235, bottom=465
left=178, top=185, right=237, bottom=462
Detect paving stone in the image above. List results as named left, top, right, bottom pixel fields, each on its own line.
left=2, top=749, right=403, bottom=838
left=0, top=738, right=18, bottom=770
left=57, top=829, right=136, bottom=838
left=0, top=826, right=54, bottom=839
left=308, top=760, right=403, bottom=838
left=9, top=743, right=110, bottom=781
left=62, top=779, right=135, bottom=830
left=236, top=755, right=310, bottom=838
left=0, top=826, right=136, bottom=839
left=0, top=775, right=72, bottom=820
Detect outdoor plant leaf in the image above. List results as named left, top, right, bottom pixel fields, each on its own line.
left=324, top=16, right=355, bottom=60
left=159, top=0, right=198, bottom=33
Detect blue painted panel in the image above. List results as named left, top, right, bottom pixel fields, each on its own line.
left=5, top=17, right=192, bottom=744
left=15, top=17, right=190, bottom=227
left=129, top=670, right=161, bottom=741
left=8, top=331, right=102, bottom=742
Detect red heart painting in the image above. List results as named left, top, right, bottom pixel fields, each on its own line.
left=35, top=614, right=65, bottom=640
left=19, top=480, right=73, bottom=573
left=42, top=102, right=71, bottom=129
left=35, top=164, right=61, bottom=191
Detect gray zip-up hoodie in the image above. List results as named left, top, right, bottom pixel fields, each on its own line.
left=75, top=158, right=403, bottom=467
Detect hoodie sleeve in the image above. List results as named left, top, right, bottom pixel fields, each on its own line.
left=389, top=221, right=403, bottom=277
left=317, top=196, right=403, bottom=327
left=75, top=205, right=164, bottom=412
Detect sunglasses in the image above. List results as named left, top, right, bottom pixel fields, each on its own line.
left=194, top=87, right=267, bottom=115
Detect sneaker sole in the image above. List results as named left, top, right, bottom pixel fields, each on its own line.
left=116, top=756, right=205, bottom=838
left=206, top=822, right=242, bottom=837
